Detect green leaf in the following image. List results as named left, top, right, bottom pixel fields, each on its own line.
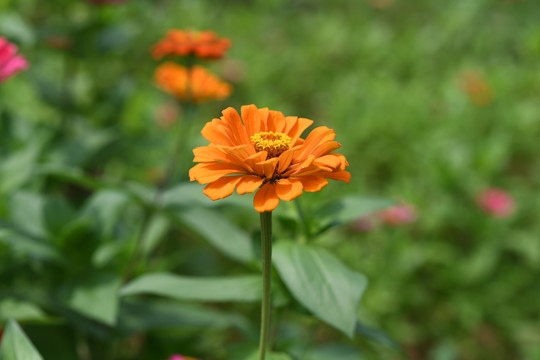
left=273, top=242, right=368, bottom=338
left=0, top=300, right=46, bottom=322
left=355, top=321, right=401, bottom=349
left=81, top=189, right=130, bottom=237
left=118, top=298, right=250, bottom=335
left=0, top=319, right=43, bottom=360
left=121, top=273, right=262, bottom=302
left=0, top=223, right=62, bottom=263
left=174, top=207, right=254, bottom=263
left=315, top=196, right=394, bottom=231
left=64, top=273, right=121, bottom=326
left=140, top=214, right=169, bottom=257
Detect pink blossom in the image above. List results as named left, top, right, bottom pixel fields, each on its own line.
left=477, top=188, right=515, bottom=218
left=353, top=216, right=376, bottom=232
left=0, top=37, right=29, bottom=83
left=379, top=203, right=417, bottom=226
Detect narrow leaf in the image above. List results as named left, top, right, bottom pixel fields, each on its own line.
left=121, top=273, right=262, bottom=302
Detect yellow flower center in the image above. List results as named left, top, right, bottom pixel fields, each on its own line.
left=251, top=131, right=292, bottom=158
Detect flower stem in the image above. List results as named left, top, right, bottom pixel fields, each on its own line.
left=258, top=211, right=273, bottom=360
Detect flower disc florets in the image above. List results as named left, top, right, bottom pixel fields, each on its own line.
left=251, top=131, right=292, bottom=158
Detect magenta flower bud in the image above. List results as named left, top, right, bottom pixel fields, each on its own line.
left=0, top=37, right=29, bottom=83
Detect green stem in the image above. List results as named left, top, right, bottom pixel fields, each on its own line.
left=258, top=211, right=273, bottom=360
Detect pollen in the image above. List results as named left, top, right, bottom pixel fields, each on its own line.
left=251, top=131, right=292, bottom=158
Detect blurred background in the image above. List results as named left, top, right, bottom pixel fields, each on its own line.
left=1, top=0, right=540, bottom=359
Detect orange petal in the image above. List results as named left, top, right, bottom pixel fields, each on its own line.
left=258, top=107, right=270, bottom=131
left=296, top=126, right=336, bottom=160
left=297, top=175, right=329, bottom=192
left=193, top=146, right=235, bottom=163
left=189, top=162, right=247, bottom=184
left=313, top=154, right=343, bottom=170
left=201, top=119, right=234, bottom=146
left=275, top=178, right=303, bottom=201
left=253, top=183, right=280, bottom=213
left=277, top=149, right=295, bottom=173
left=236, top=175, right=264, bottom=194
left=242, top=104, right=261, bottom=136
left=257, top=157, right=279, bottom=179
left=222, top=107, right=250, bottom=145
left=322, top=170, right=351, bottom=183
left=287, top=117, right=314, bottom=144
left=203, top=176, right=242, bottom=200
left=311, top=141, right=342, bottom=158
left=267, top=110, right=286, bottom=132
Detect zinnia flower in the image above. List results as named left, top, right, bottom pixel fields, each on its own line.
left=154, top=63, right=232, bottom=103
left=477, top=188, right=515, bottom=218
left=458, top=70, right=494, bottom=106
left=0, top=37, right=29, bottom=84
left=152, top=29, right=231, bottom=60
left=189, top=105, right=350, bottom=212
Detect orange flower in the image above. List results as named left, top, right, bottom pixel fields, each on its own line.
left=189, top=105, right=350, bottom=212
left=152, top=29, right=231, bottom=60
left=154, top=63, right=232, bottom=103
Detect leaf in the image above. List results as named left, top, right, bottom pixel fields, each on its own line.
left=0, top=319, right=43, bottom=360
left=140, top=214, right=169, bottom=257
left=121, top=273, right=262, bottom=303
left=174, top=207, right=254, bottom=263
left=0, top=140, right=44, bottom=195
left=0, top=300, right=47, bottom=322
left=0, top=223, right=62, bottom=263
left=118, top=298, right=250, bottom=335
left=273, top=242, right=368, bottom=338
left=81, top=189, right=130, bottom=237
left=355, top=321, right=401, bottom=349
left=315, top=196, right=394, bottom=231
left=64, top=273, right=121, bottom=326
left=8, top=192, right=47, bottom=238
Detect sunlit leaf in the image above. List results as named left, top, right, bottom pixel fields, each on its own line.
left=273, top=241, right=368, bottom=338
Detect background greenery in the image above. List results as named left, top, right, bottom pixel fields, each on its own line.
left=1, top=0, right=540, bottom=359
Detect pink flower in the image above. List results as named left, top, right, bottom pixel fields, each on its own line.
left=379, top=203, right=417, bottom=226
left=353, top=216, right=376, bottom=232
left=477, top=188, right=515, bottom=218
left=0, top=37, right=29, bottom=83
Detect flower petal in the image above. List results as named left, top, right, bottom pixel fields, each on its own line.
left=296, top=126, right=336, bottom=160
left=189, top=162, right=247, bottom=184
left=201, top=119, right=233, bottom=145
left=203, top=176, right=242, bottom=200
left=297, top=175, right=329, bottom=192
left=254, top=183, right=280, bottom=213
left=275, top=178, right=303, bottom=201
left=322, top=170, right=351, bottom=183
left=242, top=104, right=261, bottom=136
left=236, top=175, right=264, bottom=194
left=222, top=107, right=250, bottom=145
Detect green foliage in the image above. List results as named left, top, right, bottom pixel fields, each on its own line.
left=0, top=320, right=43, bottom=360
left=1, top=0, right=539, bottom=359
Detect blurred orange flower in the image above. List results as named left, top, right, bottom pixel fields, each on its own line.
left=154, top=63, right=232, bottom=103
left=458, top=70, right=494, bottom=107
left=152, top=30, right=231, bottom=60
left=189, top=105, right=350, bottom=212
